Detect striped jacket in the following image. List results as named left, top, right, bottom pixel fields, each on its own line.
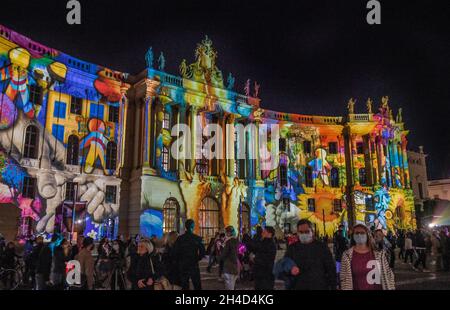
left=340, top=247, right=395, bottom=290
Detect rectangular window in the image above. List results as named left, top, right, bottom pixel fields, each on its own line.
left=366, top=196, right=375, bottom=211
left=359, top=168, right=367, bottom=186
left=356, top=142, right=364, bottom=154
left=307, top=198, right=315, bottom=212
left=52, top=124, right=65, bottom=143
left=108, top=105, right=120, bottom=123
left=29, top=85, right=42, bottom=105
left=53, top=101, right=66, bottom=119
left=418, top=183, right=423, bottom=200
left=89, top=103, right=104, bottom=119
left=22, top=176, right=36, bottom=199
left=105, top=185, right=117, bottom=204
left=333, top=199, right=342, bottom=212
left=162, top=112, right=170, bottom=130
left=162, top=146, right=169, bottom=172
left=329, top=142, right=338, bottom=154
left=70, top=97, right=83, bottom=115
left=65, top=182, right=76, bottom=201
left=303, top=140, right=311, bottom=155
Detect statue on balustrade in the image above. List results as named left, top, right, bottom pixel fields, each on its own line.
left=145, top=47, right=154, bottom=68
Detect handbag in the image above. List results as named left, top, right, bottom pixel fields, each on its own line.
left=149, top=256, right=172, bottom=290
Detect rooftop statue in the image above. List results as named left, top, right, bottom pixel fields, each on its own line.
left=226, top=73, right=235, bottom=90
left=381, top=95, right=389, bottom=109
left=347, top=98, right=356, bottom=114
left=396, top=108, right=403, bottom=123
left=366, top=98, right=373, bottom=113
left=145, top=47, right=154, bottom=68
left=253, top=81, right=260, bottom=98
left=244, top=79, right=251, bottom=96
left=158, top=52, right=165, bottom=71
left=179, top=59, right=187, bottom=77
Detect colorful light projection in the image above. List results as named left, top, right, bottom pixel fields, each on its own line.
left=0, top=24, right=128, bottom=236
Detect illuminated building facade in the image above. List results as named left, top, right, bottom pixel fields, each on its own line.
left=126, top=36, right=416, bottom=241
left=0, top=25, right=130, bottom=240
left=0, top=25, right=416, bottom=242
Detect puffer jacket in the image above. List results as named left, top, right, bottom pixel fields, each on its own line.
left=340, top=247, right=395, bottom=290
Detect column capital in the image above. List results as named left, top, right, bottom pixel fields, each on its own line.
left=145, top=78, right=161, bottom=98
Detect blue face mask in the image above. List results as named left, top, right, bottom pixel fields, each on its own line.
left=299, top=232, right=313, bottom=244
left=354, top=234, right=368, bottom=245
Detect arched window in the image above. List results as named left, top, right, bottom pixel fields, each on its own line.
left=106, top=142, right=117, bottom=170
left=23, top=125, right=39, bottom=159
left=330, top=167, right=339, bottom=188
left=66, top=135, right=79, bottom=165
left=239, top=202, right=251, bottom=235
left=359, top=168, right=367, bottom=186
left=163, top=198, right=180, bottom=233
left=199, top=197, right=220, bottom=243
left=305, top=167, right=313, bottom=187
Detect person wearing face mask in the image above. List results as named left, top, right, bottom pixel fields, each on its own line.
left=284, top=219, right=336, bottom=290
left=340, top=224, right=395, bottom=290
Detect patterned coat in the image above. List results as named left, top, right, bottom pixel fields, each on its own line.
left=340, top=247, right=395, bottom=290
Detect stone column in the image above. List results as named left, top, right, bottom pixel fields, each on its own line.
left=142, top=79, right=159, bottom=175
left=189, top=105, right=200, bottom=173
left=254, top=119, right=262, bottom=181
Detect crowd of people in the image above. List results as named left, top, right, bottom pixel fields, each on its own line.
left=1, top=220, right=449, bottom=290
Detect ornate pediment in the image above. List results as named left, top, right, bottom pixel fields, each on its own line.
left=179, top=36, right=224, bottom=88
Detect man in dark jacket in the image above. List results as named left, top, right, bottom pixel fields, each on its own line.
left=285, top=219, right=336, bottom=290
left=413, top=229, right=428, bottom=271
left=173, top=219, right=205, bottom=290
left=28, top=236, right=44, bottom=288
left=35, top=237, right=53, bottom=290
left=253, top=226, right=277, bottom=290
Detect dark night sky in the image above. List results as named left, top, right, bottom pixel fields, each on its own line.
left=1, top=0, right=449, bottom=179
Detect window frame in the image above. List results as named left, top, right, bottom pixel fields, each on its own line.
left=23, top=125, right=39, bottom=159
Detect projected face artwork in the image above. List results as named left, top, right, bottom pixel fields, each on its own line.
left=0, top=25, right=416, bottom=241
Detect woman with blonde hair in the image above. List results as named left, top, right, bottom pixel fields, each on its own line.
left=128, top=239, right=164, bottom=290
left=340, top=224, right=395, bottom=290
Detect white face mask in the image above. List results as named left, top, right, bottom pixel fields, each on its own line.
left=299, top=231, right=313, bottom=244
left=354, top=234, right=368, bottom=245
